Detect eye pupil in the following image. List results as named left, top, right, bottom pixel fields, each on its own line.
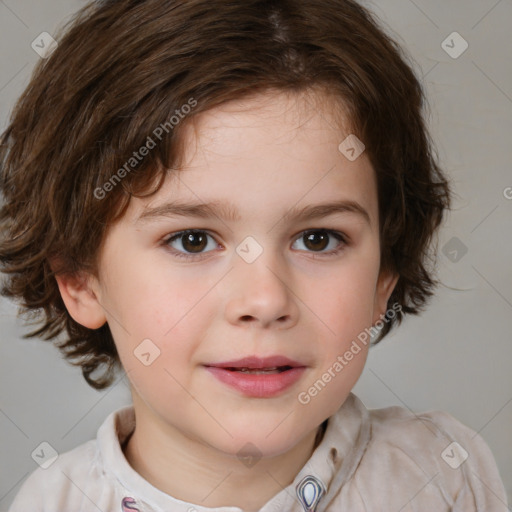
left=184, top=232, right=207, bottom=252
left=305, top=231, right=328, bottom=251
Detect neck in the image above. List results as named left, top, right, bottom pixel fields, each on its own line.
left=122, top=405, right=326, bottom=510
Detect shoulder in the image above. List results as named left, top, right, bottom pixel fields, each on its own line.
left=369, top=402, right=475, bottom=445
left=8, top=406, right=133, bottom=512
left=356, top=402, right=508, bottom=510
left=8, top=439, right=99, bottom=511
left=367, top=403, right=494, bottom=466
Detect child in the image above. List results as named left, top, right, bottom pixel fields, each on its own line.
left=0, top=0, right=507, bottom=510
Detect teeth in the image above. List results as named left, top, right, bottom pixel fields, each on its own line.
left=217, top=365, right=294, bottom=373
left=236, top=366, right=287, bottom=374
left=239, top=369, right=280, bottom=374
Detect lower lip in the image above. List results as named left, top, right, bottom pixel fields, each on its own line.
left=204, top=366, right=306, bottom=398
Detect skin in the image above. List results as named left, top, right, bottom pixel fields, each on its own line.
left=55, top=89, right=398, bottom=511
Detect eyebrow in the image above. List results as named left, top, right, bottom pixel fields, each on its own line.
left=135, top=199, right=371, bottom=226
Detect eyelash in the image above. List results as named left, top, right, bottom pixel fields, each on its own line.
left=162, top=229, right=349, bottom=261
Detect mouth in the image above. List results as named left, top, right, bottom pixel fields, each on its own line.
left=219, top=366, right=295, bottom=374
left=203, top=355, right=307, bottom=397
left=204, top=355, right=305, bottom=372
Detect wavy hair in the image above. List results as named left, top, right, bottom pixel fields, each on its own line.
left=0, top=0, right=451, bottom=389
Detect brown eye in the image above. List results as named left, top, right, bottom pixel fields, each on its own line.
left=165, top=230, right=217, bottom=259
left=181, top=231, right=208, bottom=253
left=303, top=231, right=330, bottom=251
left=292, top=229, right=347, bottom=256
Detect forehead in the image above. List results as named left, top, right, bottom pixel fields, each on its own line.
left=124, top=89, right=378, bottom=229
left=184, top=88, right=354, bottom=158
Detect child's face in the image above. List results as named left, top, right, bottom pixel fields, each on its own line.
left=69, top=90, right=397, bottom=458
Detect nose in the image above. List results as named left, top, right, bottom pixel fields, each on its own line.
left=223, top=248, right=300, bottom=329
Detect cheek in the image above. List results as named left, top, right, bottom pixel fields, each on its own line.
left=109, top=267, right=218, bottom=381
left=298, top=257, right=376, bottom=413
left=311, top=262, right=378, bottom=342
left=104, top=254, right=212, bottom=336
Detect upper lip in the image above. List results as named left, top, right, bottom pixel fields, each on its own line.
left=204, top=355, right=305, bottom=370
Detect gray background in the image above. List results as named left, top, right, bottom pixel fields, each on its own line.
left=1, top=0, right=511, bottom=509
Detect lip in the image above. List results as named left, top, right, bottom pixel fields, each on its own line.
left=203, top=355, right=307, bottom=398
left=204, top=355, right=304, bottom=370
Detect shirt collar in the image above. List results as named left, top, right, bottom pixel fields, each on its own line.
left=98, top=392, right=370, bottom=511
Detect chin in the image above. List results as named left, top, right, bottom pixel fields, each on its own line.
left=222, top=424, right=313, bottom=460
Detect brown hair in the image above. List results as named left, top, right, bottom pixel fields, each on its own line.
left=0, top=0, right=451, bottom=389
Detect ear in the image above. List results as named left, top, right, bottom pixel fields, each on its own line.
left=51, top=264, right=107, bottom=329
left=372, top=268, right=399, bottom=325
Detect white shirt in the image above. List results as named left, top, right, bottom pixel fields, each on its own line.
left=8, top=392, right=508, bottom=511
